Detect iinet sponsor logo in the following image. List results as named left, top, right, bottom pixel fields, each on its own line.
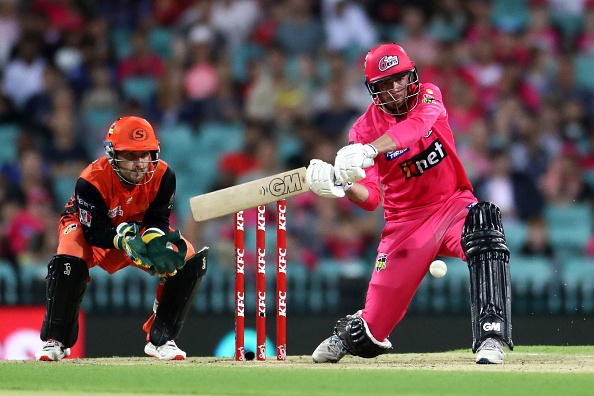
left=399, top=139, right=447, bottom=179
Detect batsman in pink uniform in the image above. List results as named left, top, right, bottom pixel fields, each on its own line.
left=307, top=44, right=513, bottom=364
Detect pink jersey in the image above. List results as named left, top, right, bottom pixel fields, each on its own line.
left=349, top=83, right=473, bottom=221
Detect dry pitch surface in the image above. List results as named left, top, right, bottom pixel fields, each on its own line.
left=17, top=350, right=593, bottom=373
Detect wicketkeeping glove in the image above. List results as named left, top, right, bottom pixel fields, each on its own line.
left=306, top=159, right=353, bottom=198
left=114, top=222, right=151, bottom=269
left=142, top=228, right=188, bottom=277
left=334, top=143, right=378, bottom=184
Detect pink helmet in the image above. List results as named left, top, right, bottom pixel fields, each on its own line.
left=364, top=44, right=419, bottom=116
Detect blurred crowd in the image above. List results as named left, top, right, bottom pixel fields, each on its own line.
left=1, top=0, right=594, bottom=277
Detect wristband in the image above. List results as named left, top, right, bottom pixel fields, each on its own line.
left=363, top=144, right=378, bottom=158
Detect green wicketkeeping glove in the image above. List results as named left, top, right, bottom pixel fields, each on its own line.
left=113, top=222, right=152, bottom=270
left=142, top=228, right=188, bottom=277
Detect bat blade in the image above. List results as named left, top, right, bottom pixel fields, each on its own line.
left=190, top=167, right=309, bottom=222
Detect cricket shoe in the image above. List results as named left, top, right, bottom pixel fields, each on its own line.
left=312, top=335, right=348, bottom=363
left=35, top=340, right=71, bottom=361
left=145, top=340, right=186, bottom=360
left=476, top=338, right=505, bottom=364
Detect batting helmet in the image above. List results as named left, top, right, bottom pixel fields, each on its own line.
left=103, top=116, right=160, bottom=185
left=364, top=43, right=419, bottom=116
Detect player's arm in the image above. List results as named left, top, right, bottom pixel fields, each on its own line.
left=306, top=128, right=381, bottom=209
left=141, top=166, right=187, bottom=277
left=383, top=84, right=444, bottom=150
left=143, top=166, right=175, bottom=233
left=76, top=178, right=118, bottom=249
left=335, top=85, right=444, bottom=184
left=344, top=129, right=381, bottom=208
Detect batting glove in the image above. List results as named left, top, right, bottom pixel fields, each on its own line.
left=334, top=143, right=377, bottom=184
left=142, top=228, right=188, bottom=277
left=114, top=222, right=152, bottom=269
left=306, top=159, right=352, bottom=198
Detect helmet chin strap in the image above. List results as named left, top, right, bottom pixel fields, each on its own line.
left=113, top=160, right=157, bottom=186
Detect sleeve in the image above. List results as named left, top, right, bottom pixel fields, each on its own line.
left=142, top=166, right=176, bottom=232
left=348, top=127, right=382, bottom=212
left=76, top=178, right=117, bottom=249
left=385, top=84, right=446, bottom=150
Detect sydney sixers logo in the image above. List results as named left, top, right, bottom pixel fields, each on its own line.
left=378, top=55, right=399, bottom=71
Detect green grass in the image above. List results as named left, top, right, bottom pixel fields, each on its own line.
left=1, top=346, right=593, bottom=396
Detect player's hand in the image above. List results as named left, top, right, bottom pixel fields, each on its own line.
left=334, top=143, right=378, bottom=184
left=114, top=222, right=151, bottom=269
left=306, top=159, right=352, bottom=198
left=143, top=228, right=188, bottom=277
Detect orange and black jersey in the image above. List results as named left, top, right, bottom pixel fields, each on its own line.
left=62, top=157, right=176, bottom=249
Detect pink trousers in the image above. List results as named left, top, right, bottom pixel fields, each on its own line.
left=361, top=189, right=477, bottom=341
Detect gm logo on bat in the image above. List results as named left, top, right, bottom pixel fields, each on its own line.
left=259, top=172, right=305, bottom=197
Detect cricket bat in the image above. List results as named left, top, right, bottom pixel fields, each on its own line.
left=189, top=167, right=310, bottom=222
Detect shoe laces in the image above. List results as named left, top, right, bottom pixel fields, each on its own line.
left=328, top=336, right=347, bottom=355
left=480, top=338, right=504, bottom=354
left=160, top=340, right=179, bottom=350
left=43, top=340, right=64, bottom=350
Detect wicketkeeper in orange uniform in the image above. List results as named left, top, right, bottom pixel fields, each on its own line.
left=35, top=116, right=208, bottom=361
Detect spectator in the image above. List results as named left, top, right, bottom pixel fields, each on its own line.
left=509, top=111, right=552, bottom=183
left=544, top=54, right=594, bottom=122
left=397, top=6, right=438, bottom=69
left=183, top=25, right=219, bottom=126
left=24, top=65, right=66, bottom=127
left=43, top=110, right=90, bottom=180
left=0, top=0, right=19, bottom=68
left=321, top=0, right=377, bottom=53
left=146, top=61, right=186, bottom=126
left=456, top=119, right=491, bottom=184
left=463, top=37, right=504, bottom=111
left=525, top=0, right=562, bottom=56
left=1, top=33, right=47, bottom=110
left=81, top=64, right=120, bottom=112
left=245, top=45, right=309, bottom=123
left=520, top=216, right=555, bottom=258
left=210, top=0, right=262, bottom=51
left=312, top=75, right=359, bottom=141
left=540, top=153, right=594, bottom=206
left=473, top=148, right=545, bottom=222
left=427, top=0, right=468, bottom=41
left=0, top=186, right=44, bottom=268
left=274, top=0, right=325, bottom=56
left=117, top=27, right=165, bottom=80
left=214, top=119, right=268, bottom=190
left=576, top=3, right=594, bottom=55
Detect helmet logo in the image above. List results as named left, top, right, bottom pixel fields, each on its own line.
left=378, top=55, right=399, bottom=72
left=108, top=122, right=116, bottom=135
left=129, top=128, right=148, bottom=141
